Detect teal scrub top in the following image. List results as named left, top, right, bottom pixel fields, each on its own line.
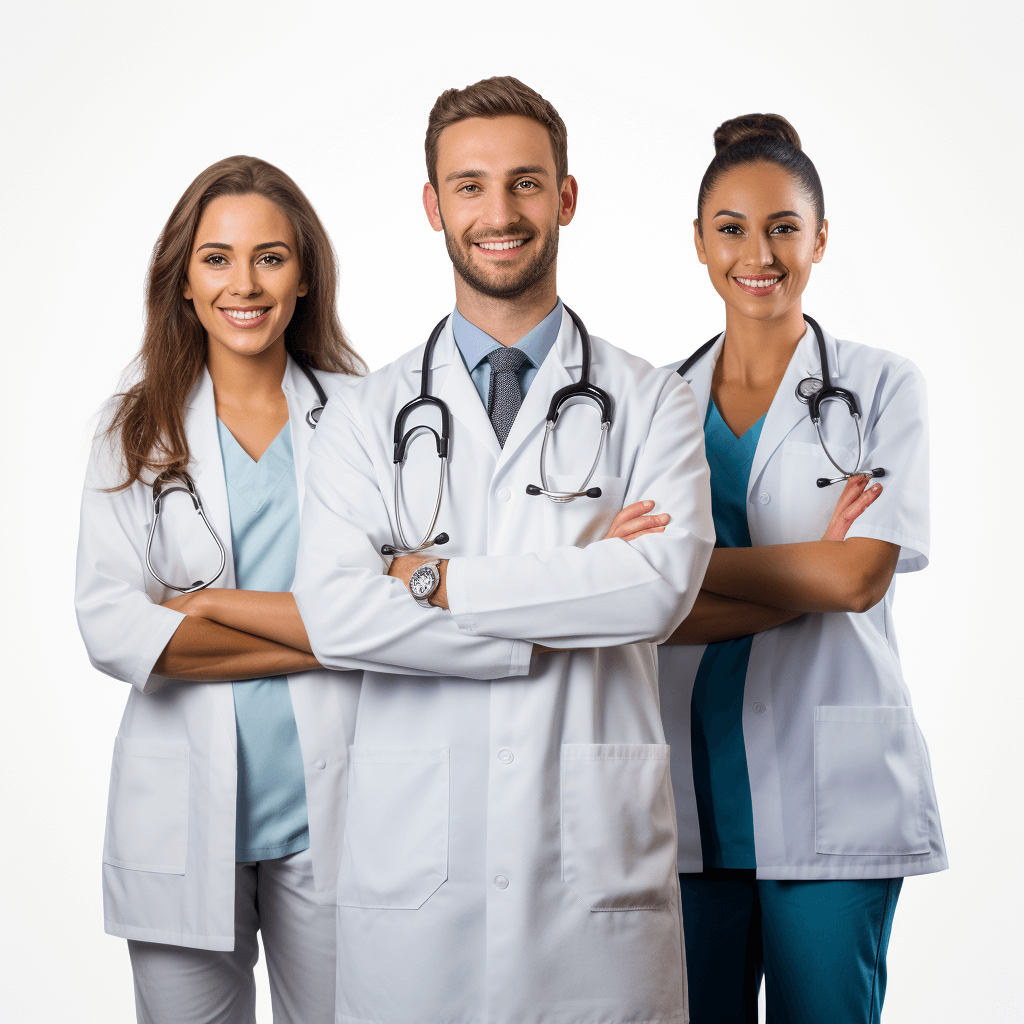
left=690, top=400, right=766, bottom=869
left=218, top=420, right=310, bottom=862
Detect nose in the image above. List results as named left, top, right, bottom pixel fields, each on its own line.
left=480, top=189, right=518, bottom=231
left=228, top=259, right=260, bottom=297
left=743, top=231, right=774, bottom=269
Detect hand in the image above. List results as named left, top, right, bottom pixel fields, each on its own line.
left=603, top=500, right=670, bottom=542
left=821, top=475, right=882, bottom=542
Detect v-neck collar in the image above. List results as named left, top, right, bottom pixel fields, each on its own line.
left=217, top=420, right=294, bottom=513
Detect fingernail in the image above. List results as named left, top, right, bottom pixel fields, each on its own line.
left=871, top=485, right=881, bottom=491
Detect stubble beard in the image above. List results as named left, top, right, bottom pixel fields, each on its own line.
left=444, top=224, right=559, bottom=302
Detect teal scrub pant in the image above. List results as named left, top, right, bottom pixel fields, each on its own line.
left=679, top=871, right=902, bottom=1024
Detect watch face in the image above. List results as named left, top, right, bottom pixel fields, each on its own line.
left=409, top=565, right=437, bottom=599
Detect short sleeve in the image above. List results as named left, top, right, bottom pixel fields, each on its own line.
left=843, top=358, right=929, bottom=572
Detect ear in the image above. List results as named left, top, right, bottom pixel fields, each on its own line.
left=557, top=174, right=579, bottom=226
left=812, top=219, right=828, bottom=263
left=693, top=219, right=707, bottom=265
left=183, top=280, right=193, bottom=300
left=423, top=183, right=444, bottom=232
left=297, top=280, right=309, bottom=298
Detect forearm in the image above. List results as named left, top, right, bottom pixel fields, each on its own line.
left=663, top=590, right=802, bottom=645
left=152, top=616, right=319, bottom=683
left=191, top=590, right=313, bottom=654
left=701, top=538, right=899, bottom=614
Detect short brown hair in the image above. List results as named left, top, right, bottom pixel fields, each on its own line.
left=425, top=76, right=568, bottom=192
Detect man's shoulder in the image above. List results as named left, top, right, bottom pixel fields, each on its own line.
left=589, top=333, right=685, bottom=396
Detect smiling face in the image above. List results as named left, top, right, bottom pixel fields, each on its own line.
left=423, top=115, right=577, bottom=301
left=183, top=193, right=307, bottom=361
left=695, top=161, right=827, bottom=324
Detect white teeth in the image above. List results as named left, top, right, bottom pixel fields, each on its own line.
left=737, top=277, right=780, bottom=288
left=225, top=308, right=267, bottom=320
left=479, top=239, right=525, bottom=250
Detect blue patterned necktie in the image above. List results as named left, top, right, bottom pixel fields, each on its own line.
left=486, top=347, right=529, bottom=448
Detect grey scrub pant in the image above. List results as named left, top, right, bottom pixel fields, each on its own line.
left=127, top=848, right=335, bottom=1024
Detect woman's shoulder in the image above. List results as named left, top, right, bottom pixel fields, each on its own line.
left=831, top=334, right=926, bottom=395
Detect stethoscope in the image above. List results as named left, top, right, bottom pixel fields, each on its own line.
left=677, top=314, right=884, bottom=489
left=381, top=304, right=613, bottom=556
left=145, top=363, right=328, bottom=593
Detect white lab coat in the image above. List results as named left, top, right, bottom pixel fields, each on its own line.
left=75, top=358, right=362, bottom=951
left=293, top=309, right=715, bottom=1024
left=658, top=323, right=947, bottom=880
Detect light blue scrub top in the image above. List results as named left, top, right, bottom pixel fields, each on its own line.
left=217, top=420, right=309, bottom=862
left=451, top=299, right=563, bottom=408
left=690, top=400, right=766, bottom=870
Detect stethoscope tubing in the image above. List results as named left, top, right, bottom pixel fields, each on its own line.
left=146, top=363, right=327, bottom=591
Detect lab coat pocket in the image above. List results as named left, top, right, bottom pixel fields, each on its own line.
left=560, top=744, right=676, bottom=910
left=337, top=746, right=449, bottom=909
left=543, top=475, right=627, bottom=547
left=814, top=707, right=928, bottom=855
left=102, top=737, right=190, bottom=874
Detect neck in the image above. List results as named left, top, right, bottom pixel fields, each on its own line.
left=453, top=272, right=558, bottom=346
left=205, top=335, right=289, bottom=408
left=718, top=301, right=808, bottom=386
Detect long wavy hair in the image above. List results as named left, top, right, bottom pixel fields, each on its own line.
left=107, top=155, right=365, bottom=490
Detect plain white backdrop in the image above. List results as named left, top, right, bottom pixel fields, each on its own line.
left=2, top=1, right=1020, bottom=1020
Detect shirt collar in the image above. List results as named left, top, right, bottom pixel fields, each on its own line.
left=451, top=299, right=563, bottom=373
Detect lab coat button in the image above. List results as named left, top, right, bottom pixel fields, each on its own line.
left=494, top=875, right=509, bottom=889
left=313, top=758, right=327, bottom=769
left=498, top=748, right=514, bottom=764
left=496, top=487, right=511, bottom=502
left=752, top=702, right=766, bottom=715
left=758, top=492, right=770, bottom=505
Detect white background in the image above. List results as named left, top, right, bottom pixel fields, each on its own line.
left=2, top=1, right=1019, bottom=1020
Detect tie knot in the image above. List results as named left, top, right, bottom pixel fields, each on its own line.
left=486, top=346, right=529, bottom=373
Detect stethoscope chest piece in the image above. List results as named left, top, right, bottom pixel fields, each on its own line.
left=795, top=376, right=823, bottom=404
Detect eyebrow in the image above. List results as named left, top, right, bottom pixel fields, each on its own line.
left=195, top=241, right=293, bottom=253
left=712, top=209, right=804, bottom=221
left=444, top=165, right=550, bottom=183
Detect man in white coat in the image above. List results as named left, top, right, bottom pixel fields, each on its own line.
left=294, top=76, right=714, bottom=1024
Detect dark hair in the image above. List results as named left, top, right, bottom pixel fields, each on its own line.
left=696, top=113, right=824, bottom=234
left=106, top=155, right=365, bottom=490
left=425, top=76, right=568, bottom=192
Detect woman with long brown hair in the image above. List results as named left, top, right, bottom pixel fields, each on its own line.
left=76, top=155, right=364, bottom=1023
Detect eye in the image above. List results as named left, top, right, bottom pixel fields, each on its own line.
left=459, top=183, right=480, bottom=194
left=203, top=254, right=228, bottom=266
left=717, top=224, right=743, bottom=236
left=257, top=253, right=284, bottom=266
left=770, top=223, right=798, bottom=235
left=514, top=179, right=537, bottom=191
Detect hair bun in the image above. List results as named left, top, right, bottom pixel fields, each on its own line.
left=713, top=114, right=801, bottom=155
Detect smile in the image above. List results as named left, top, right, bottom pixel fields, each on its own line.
left=219, top=307, right=271, bottom=328
left=734, top=275, right=785, bottom=295
left=475, top=239, right=527, bottom=251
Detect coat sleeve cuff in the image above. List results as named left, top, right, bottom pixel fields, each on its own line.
left=132, top=608, right=187, bottom=694
left=842, top=524, right=929, bottom=573
left=445, top=557, right=475, bottom=633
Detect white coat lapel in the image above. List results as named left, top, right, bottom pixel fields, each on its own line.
left=434, top=319, right=503, bottom=464
left=282, top=356, right=317, bottom=515
left=746, top=323, right=832, bottom=502
left=498, top=307, right=577, bottom=467
left=182, top=369, right=236, bottom=590
left=676, top=331, right=725, bottom=422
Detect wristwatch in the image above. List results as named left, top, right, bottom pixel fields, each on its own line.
left=408, top=559, right=442, bottom=608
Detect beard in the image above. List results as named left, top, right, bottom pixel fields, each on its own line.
left=443, top=222, right=559, bottom=301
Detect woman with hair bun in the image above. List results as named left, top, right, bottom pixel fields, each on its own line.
left=658, top=115, right=946, bottom=1022
left=76, top=156, right=365, bottom=1022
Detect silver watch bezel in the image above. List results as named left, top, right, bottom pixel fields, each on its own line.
left=408, top=560, right=441, bottom=604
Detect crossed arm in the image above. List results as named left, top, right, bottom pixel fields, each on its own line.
left=155, top=472, right=893, bottom=678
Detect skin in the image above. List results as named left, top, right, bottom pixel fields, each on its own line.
left=661, top=160, right=897, bottom=645
left=153, top=193, right=318, bottom=681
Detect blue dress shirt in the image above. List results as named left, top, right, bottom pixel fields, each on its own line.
left=451, top=299, right=563, bottom=409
